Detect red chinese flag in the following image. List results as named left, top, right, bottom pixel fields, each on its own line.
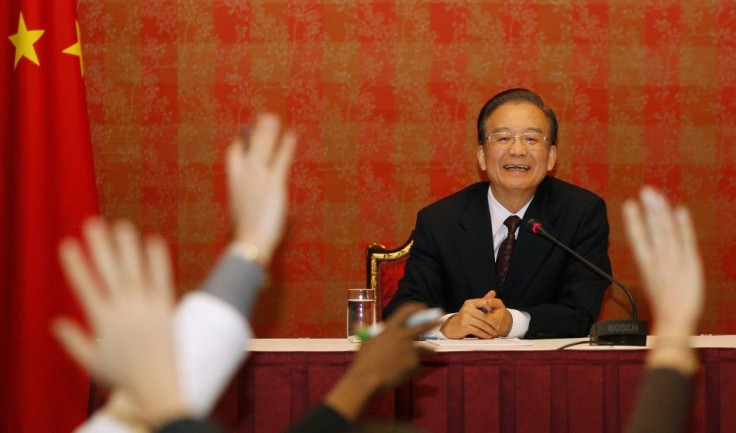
left=0, top=1, right=98, bottom=431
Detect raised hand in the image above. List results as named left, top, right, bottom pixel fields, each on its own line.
left=53, top=218, right=185, bottom=426
left=228, top=113, right=297, bottom=267
left=623, top=186, right=704, bottom=338
left=323, top=303, right=438, bottom=421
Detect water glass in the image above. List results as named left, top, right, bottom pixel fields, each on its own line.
left=346, top=288, right=376, bottom=341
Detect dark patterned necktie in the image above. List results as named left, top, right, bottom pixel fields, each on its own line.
left=496, top=215, right=522, bottom=291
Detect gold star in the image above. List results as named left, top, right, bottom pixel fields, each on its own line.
left=8, top=12, right=45, bottom=69
left=62, top=21, right=84, bottom=77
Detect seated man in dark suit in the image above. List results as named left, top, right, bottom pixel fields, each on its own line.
left=383, top=88, right=611, bottom=339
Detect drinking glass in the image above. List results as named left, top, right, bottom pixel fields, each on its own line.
left=346, top=288, right=376, bottom=341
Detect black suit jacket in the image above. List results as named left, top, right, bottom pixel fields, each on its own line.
left=383, top=176, right=611, bottom=338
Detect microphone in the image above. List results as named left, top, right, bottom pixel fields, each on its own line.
left=526, top=219, right=648, bottom=346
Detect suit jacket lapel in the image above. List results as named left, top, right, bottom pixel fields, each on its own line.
left=453, top=185, right=496, bottom=299
left=502, top=178, right=557, bottom=305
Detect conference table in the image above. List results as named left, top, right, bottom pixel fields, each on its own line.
left=212, top=335, right=736, bottom=433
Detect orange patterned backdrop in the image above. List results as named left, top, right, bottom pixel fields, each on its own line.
left=78, top=0, right=736, bottom=337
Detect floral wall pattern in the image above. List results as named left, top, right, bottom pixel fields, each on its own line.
left=78, top=0, right=736, bottom=337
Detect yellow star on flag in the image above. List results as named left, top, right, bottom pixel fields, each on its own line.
left=62, top=21, right=84, bottom=77
left=8, top=12, right=45, bottom=69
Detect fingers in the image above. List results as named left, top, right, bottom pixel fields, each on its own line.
left=114, top=221, right=145, bottom=295
left=83, top=218, right=123, bottom=296
left=479, top=311, right=507, bottom=337
left=467, top=297, right=510, bottom=337
left=405, top=312, right=443, bottom=338
left=238, top=125, right=251, bottom=149
left=273, top=129, right=297, bottom=182
left=416, top=346, right=436, bottom=357
left=449, top=301, right=499, bottom=339
left=486, top=297, right=505, bottom=310
left=227, top=138, right=245, bottom=177
left=248, top=113, right=281, bottom=164
left=466, top=322, right=496, bottom=339
left=674, top=206, right=705, bottom=319
left=382, top=303, right=442, bottom=340
left=58, top=236, right=104, bottom=325
left=61, top=217, right=172, bottom=316
left=625, top=186, right=689, bottom=272
left=230, top=113, right=297, bottom=171
left=676, top=206, right=701, bottom=266
left=52, top=318, right=97, bottom=374
left=145, top=234, right=174, bottom=304
left=384, top=302, right=426, bottom=328
left=406, top=311, right=443, bottom=331
left=623, top=199, right=651, bottom=270
left=471, top=296, right=493, bottom=312
left=641, top=186, right=677, bottom=254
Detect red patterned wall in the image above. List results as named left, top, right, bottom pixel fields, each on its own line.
left=78, top=1, right=736, bottom=337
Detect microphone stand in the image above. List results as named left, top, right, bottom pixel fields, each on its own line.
left=527, top=219, right=648, bottom=346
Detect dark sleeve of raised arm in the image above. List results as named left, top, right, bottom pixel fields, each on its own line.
left=283, top=404, right=353, bottom=433
left=626, top=368, right=694, bottom=433
left=156, top=418, right=225, bottom=433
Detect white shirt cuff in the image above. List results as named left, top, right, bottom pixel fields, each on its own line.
left=506, top=308, right=530, bottom=338
left=421, top=313, right=455, bottom=339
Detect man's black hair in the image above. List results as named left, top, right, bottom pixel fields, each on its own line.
left=476, top=88, right=558, bottom=146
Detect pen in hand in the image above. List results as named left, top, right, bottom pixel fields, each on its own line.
left=357, top=308, right=444, bottom=341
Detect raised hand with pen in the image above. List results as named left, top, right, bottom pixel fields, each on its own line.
left=286, top=302, right=440, bottom=432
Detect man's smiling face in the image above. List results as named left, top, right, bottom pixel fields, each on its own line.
left=477, top=101, right=557, bottom=206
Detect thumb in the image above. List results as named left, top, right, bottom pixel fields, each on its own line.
left=483, top=290, right=497, bottom=300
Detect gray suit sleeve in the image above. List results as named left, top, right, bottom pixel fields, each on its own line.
left=199, top=253, right=265, bottom=319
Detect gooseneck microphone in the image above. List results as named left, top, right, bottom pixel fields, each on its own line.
left=526, top=219, right=648, bottom=346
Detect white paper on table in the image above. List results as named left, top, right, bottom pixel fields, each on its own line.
left=424, top=338, right=533, bottom=347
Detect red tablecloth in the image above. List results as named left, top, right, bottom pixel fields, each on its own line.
left=212, top=341, right=736, bottom=433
